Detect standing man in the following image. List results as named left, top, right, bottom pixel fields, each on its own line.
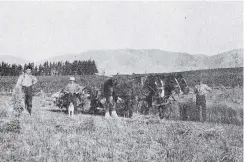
left=194, top=79, right=212, bottom=122
left=16, top=65, right=38, bottom=115
left=63, top=77, right=84, bottom=114
left=103, top=78, right=119, bottom=119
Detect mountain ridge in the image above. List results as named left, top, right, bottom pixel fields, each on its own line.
left=36, top=48, right=244, bottom=75
left=0, top=55, right=27, bottom=65
left=0, top=49, right=243, bottom=75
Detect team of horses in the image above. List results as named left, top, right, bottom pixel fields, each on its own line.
left=53, top=73, right=190, bottom=119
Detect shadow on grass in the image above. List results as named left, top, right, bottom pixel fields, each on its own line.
left=177, top=100, right=243, bottom=126
left=44, top=108, right=105, bottom=116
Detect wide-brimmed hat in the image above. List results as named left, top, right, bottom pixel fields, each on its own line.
left=69, top=77, right=75, bottom=81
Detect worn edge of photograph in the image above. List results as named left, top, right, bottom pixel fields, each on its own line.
left=0, top=1, right=243, bottom=162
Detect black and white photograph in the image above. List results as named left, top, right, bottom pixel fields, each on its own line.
left=0, top=1, right=243, bottom=161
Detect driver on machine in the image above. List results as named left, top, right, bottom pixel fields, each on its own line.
left=63, top=77, right=85, bottom=114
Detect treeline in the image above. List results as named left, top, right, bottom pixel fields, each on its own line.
left=0, top=60, right=98, bottom=76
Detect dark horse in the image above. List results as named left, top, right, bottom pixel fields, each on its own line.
left=138, top=73, right=189, bottom=118
left=102, top=76, right=135, bottom=118
left=89, top=74, right=189, bottom=119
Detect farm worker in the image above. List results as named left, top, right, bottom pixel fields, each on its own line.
left=103, top=78, right=119, bottom=119
left=16, top=65, right=38, bottom=115
left=63, top=77, right=85, bottom=114
left=194, top=79, right=212, bottom=122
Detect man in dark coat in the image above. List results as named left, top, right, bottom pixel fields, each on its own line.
left=103, top=78, right=119, bottom=118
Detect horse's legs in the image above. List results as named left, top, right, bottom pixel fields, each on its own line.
left=105, top=96, right=112, bottom=118
left=159, top=104, right=169, bottom=119
left=128, top=99, right=133, bottom=118
left=159, top=106, right=163, bottom=119
left=145, top=96, right=152, bottom=115
left=159, top=105, right=165, bottom=119
left=111, top=97, right=118, bottom=118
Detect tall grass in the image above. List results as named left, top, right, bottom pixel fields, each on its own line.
left=167, top=88, right=243, bottom=126
left=0, top=99, right=242, bottom=161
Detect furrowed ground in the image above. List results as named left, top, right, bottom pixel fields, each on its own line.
left=0, top=94, right=243, bottom=162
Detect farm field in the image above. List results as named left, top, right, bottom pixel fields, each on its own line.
left=0, top=95, right=243, bottom=162
left=0, top=75, right=108, bottom=94
left=0, top=67, right=243, bottom=93
left=117, top=67, right=243, bottom=88
left=0, top=67, right=243, bottom=161
left=0, top=1, right=243, bottom=161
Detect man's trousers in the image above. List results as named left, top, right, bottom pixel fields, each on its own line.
left=22, top=86, right=33, bottom=115
left=196, top=95, right=207, bottom=122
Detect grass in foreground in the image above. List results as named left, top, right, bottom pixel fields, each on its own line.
left=0, top=96, right=243, bottom=162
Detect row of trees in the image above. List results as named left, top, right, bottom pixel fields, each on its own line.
left=0, top=60, right=98, bottom=76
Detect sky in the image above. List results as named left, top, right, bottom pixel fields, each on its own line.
left=0, top=1, right=243, bottom=61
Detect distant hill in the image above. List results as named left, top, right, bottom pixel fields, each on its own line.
left=0, top=55, right=27, bottom=65
left=208, top=49, right=243, bottom=69
left=37, top=48, right=243, bottom=75
left=1, top=49, right=242, bottom=75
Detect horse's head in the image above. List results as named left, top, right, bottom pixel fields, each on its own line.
left=153, top=74, right=189, bottom=99
left=174, top=74, right=189, bottom=95
left=140, top=75, right=148, bottom=87
left=154, top=76, right=165, bottom=98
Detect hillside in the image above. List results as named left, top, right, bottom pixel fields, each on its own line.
left=37, top=49, right=243, bottom=75
left=0, top=55, right=27, bottom=65
left=179, top=67, right=243, bottom=87
left=209, top=49, right=243, bottom=68
left=138, top=67, right=243, bottom=87
left=1, top=49, right=243, bottom=75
